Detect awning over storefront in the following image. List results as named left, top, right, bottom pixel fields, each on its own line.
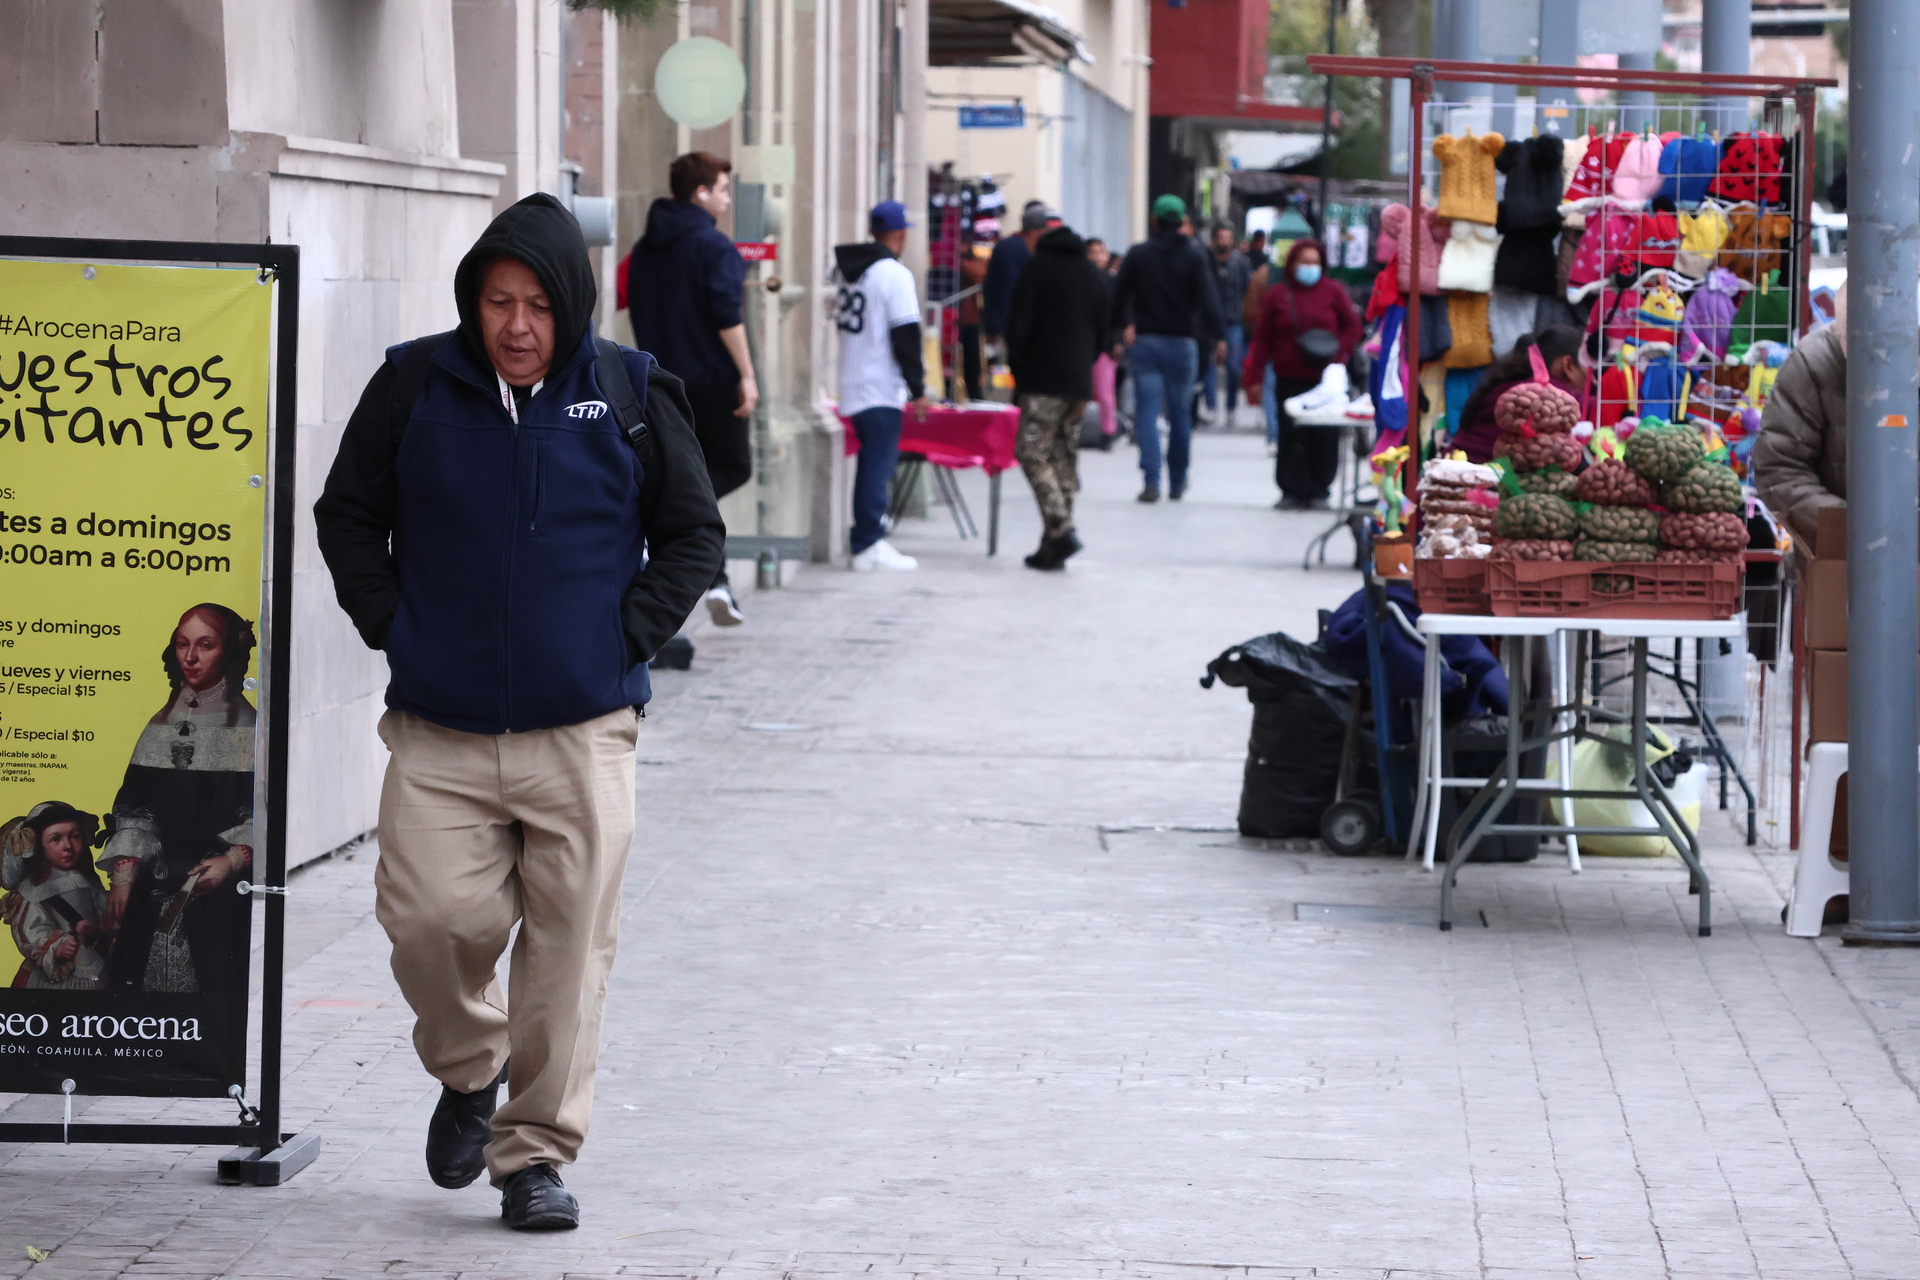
left=929, top=0, right=1092, bottom=66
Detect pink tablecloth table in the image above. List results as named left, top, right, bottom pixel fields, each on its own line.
left=839, top=402, right=1021, bottom=555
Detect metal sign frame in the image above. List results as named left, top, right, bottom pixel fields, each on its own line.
left=0, top=236, right=312, bottom=1185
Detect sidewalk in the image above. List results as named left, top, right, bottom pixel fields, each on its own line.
left=3, top=429, right=1919, bottom=1279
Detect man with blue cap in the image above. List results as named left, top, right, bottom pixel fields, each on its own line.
left=833, top=199, right=930, bottom=570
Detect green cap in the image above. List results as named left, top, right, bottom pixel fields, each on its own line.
left=1151, top=193, right=1188, bottom=223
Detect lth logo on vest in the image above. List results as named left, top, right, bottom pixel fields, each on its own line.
left=564, top=400, right=608, bottom=419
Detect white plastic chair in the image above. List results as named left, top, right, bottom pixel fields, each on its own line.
left=1786, top=742, right=1852, bottom=937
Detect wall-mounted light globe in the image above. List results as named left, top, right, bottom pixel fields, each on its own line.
left=654, top=37, right=746, bottom=130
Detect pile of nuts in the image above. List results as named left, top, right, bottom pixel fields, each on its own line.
left=1491, top=539, right=1576, bottom=561
left=1573, top=459, right=1655, bottom=507
left=1416, top=458, right=1500, bottom=560
left=1658, top=511, right=1748, bottom=554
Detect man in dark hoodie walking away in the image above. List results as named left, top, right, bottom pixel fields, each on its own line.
left=1111, top=194, right=1226, bottom=503
left=834, top=200, right=928, bottom=571
left=1004, top=221, right=1110, bottom=568
left=980, top=200, right=1050, bottom=354
left=315, top=194, right=724, bottom=1231
left=628, top=151, right=757, bottom=626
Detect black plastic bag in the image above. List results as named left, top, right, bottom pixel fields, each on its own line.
left=1203, top=633, right=1357, bottom=838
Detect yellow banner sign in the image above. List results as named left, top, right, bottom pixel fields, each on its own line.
left=0, top=258, right=271, bottom=1096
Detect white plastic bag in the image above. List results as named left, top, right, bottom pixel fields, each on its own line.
left=1547, top=728, right=1703, bottom=856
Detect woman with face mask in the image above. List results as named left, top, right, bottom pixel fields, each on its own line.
left=1243, top=240, right=1362, bottom=509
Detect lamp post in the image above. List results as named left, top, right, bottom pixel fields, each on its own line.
left=1844, top=0, right=1920, bottom=946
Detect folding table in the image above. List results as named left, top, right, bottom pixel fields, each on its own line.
left=1407, top=612, right=1744, bottom=936
left=841, top=403, right=1019, bottom=555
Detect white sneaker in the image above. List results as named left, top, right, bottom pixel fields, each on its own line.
left=851, top=539, right=918, bottom=572
left=1344, top=393, right=1375, bottom=419
left=704, top=584, right=744, bottom=626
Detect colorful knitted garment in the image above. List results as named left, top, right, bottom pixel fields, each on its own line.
left=1433, top=132, right=1506, bottom=224
left=1442, top=291, right=1494, bottom=369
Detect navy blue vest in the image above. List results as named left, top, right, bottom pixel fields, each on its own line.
left=385, top=333, right=652, bottom=734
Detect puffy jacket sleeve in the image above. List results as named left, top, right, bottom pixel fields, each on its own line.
left=620, top=359, right=727, bottom=661
left=314, top=359, right=402, bottom=649
left=1753, top=339, right=1845, bottom=540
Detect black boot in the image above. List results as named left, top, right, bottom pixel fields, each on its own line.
left=500, top=1163, right=580, bottom=1231
left=426, top=1061, right=507, bottom=1189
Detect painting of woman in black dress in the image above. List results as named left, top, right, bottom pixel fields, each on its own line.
left=99, top=603, right=256, bottom=996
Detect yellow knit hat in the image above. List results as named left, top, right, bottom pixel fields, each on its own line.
left=1433, top=131, right=1506, bottom=225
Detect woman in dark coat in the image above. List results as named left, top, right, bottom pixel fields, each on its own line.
left=1243, top=240, right=1363, bottom=508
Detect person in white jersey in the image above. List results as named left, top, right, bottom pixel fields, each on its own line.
left=834, top=200, right=930, bottom=571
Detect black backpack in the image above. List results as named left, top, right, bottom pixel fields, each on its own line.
left=387, top=331, right=665, bottom=515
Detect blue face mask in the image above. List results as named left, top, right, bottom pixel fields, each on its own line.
left=1294, top=264, right=1323, bottom=287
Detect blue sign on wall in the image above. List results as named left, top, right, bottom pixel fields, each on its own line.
left=959, top=104, right=1026, bottom=130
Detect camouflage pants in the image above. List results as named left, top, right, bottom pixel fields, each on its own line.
left=1015, top=393, right=1085, bottom=537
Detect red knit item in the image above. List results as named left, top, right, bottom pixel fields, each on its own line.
left=1707, top=132, right=1786, bottom=204
left=1563, top=133, right=1633, bottom=204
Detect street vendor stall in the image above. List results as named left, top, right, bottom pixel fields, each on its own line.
left=1298, top=57, right=1840, bottom=934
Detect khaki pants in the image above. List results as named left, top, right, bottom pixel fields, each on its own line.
left=374, top=705, right=639, bottom=1183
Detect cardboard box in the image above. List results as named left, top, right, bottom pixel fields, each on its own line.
left=1797, top=508, right=1920, bottom=650
left=1807, top=648, right=1920, bottom=744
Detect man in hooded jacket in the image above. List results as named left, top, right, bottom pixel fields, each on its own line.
left=315, top=193, right=725, bottom=1231
left=1004, top=221, right=1111, bottom=568
left=1111, top=194, right=1226, bottom=502
left=628, top=151, right=759, bottom=626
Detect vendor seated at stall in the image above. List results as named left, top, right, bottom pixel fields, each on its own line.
left=1753, top=285, right=1846, bottom=542
left=1447, top=326, right=1585, bottom=465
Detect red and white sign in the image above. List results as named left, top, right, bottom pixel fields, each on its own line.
left=736, top=241, right=778, bottom=262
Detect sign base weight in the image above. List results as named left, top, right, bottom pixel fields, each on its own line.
left=217, top=1131, right=321, bottom=1186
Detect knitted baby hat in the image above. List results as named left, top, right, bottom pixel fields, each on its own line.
left=1433, top=132, right=1506, bottom=224
left=1611, top=134, right=1667, bottom=203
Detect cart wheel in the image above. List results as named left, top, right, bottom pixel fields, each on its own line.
left=1321, top=797, right=1382, bottom=856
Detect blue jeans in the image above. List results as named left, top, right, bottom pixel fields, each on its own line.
left=1129, top=334, right=1198, bottom=489
left=1202, top=323, right=1247, bottom=413
left=849, top=406, right=902, bottom=554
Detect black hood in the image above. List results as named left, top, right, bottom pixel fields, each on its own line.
left=454, top=192, right=597, bottom=379
left=1146, top=227, right=1193, bottom=257
left=1035, top=225, right=1086, bottom=256
left=834, top=241, right=895, bottom=284
left=640, top=197, right=717, bottom=251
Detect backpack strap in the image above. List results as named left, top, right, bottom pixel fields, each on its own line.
left=593, top=337, right=665, bottom=522
left=388, top=329, right=456, bottom=451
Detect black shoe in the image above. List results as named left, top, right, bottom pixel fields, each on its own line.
left=1169, top=478, right=1187, bottom=501
left=1024, top=547, right=1064, bottom=571
left=501, top=1163, right=579, bottom=1231
left=427, top=1062, right=508, bottom=1189
left=1275, top=495, right=1308, bottom=511
left=1137, top=486, right=1161, bottom=504
left=1025, top=529, right=1082, bottom=571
